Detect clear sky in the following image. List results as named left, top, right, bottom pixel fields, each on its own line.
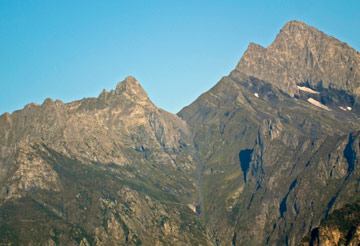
left=1, top=1, right=359, bottom=114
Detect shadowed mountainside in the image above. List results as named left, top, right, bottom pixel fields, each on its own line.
left=178, top=20, right=360, bottom=246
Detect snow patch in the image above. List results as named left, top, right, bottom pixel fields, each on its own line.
left=187, top=204, right=196, bottom=213
left=297, top=86, right=319, bottom=94
left=339, top=106, right=347, bottom=111
left=254, top=92, right=259, bottom=98
left=307, top=98, right=330, bottom=111
left=339, top=106, right=352, bottom=111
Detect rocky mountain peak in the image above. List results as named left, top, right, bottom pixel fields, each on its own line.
left=97, top=76, right=152, bottom=107
left=235, top=20, right=360, bottom=96
left=115, top=76, right=148, bottom=97
left=278, top=20, right=318, bottom=35
left=111, top=76, right=152, bottom=106
left=246, top=42, right=265, bottom=53
left=269, top=20, right=335, bottom=52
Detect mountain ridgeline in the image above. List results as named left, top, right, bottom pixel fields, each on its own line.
left=1, top=20, right=360, bottom=245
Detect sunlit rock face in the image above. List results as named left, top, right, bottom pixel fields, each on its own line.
left=236, top=20, right=360, bottom=97
left=0, top=76, right=211, bottom=245
left=299, top=201, right=360, bottom=246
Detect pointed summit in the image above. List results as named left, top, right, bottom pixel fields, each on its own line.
left=269, top=20, right=335, bottom=51
left=246, top=42, right=265, bottom=52
left=280, top=20, right=315, bottom=33
left=97, top=76, right=152, bottom=107
left=116, top=76, right=146, bottom=94
left=118, top=76, right=140, bottom=88
left=235, top=20, right=360, bottom=96
left=114, top=76, right=150, bottom=100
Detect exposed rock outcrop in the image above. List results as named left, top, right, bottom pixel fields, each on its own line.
left=236, top=20, right=360, bottom=96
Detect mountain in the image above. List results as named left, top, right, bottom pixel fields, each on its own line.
left=178, top=20, right=360, bottom=245
left=236, top=20, right=360, bottom=97
left=0, top=76, right=211, bottom=245
left=1, top=20, right=360, bottom=245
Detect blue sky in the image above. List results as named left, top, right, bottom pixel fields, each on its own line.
left=1, top=1, right=359, bottom=114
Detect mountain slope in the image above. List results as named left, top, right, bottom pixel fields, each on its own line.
left=178, top=21, right=360, bottom=246
left=0, top=76, right=211, bottom=245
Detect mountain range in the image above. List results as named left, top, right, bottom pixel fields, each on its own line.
left=1, top=20, right=360, bottom=246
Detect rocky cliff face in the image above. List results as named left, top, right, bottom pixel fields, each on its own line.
left=300, top=201, right=360, bottom=246
left=0, top=76, right=211, bottom=245
left=236, top=20, right=360, bottom=97
left=1, top=20, right=360, bottom=246
left=178, top=73, right=360, bottom=246
left=179, top=21, right=360, bottom=246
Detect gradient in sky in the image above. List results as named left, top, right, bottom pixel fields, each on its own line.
left=1, top=0, right=359, bottom=114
